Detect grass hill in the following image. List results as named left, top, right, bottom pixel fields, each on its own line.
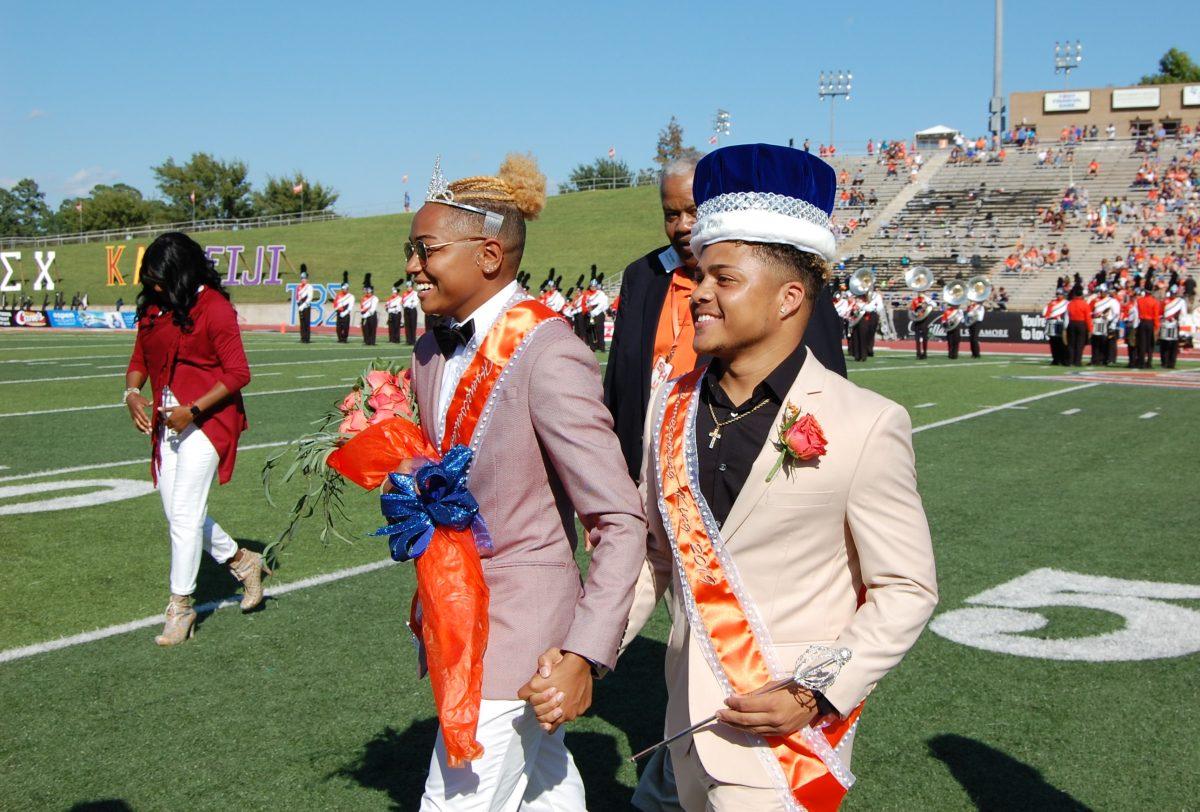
left=13, top=186, right=666, bottom=306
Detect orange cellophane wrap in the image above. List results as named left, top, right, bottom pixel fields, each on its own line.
left=659, top=369, right=862, bottom=811
left=324, top=298, right=562, bottom=768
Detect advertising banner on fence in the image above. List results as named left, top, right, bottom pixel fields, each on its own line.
left=44, top=310, right=136, bottom=329
left=0, top=309, right=51, bottom=328
left=893, top=310, right=1048, bottom=343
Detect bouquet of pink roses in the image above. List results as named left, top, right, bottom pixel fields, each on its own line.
left=261, top=359, right=418, bottom=568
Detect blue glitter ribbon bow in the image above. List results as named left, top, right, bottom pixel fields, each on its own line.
left=372, top=445, right=493, bottom=562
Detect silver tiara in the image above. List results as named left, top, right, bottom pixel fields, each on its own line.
left=425, top=155, right=504, bottom=238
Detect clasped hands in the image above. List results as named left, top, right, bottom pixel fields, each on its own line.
left=517, top=648, right=595, bottom=734
left=521, top=647, right=819, bottom=737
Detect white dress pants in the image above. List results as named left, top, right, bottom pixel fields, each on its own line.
left=421, top=699, right=586, bottom=811
left=156, top=404, right=237, bottom=596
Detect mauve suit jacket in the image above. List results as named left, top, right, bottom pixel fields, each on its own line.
left=412, top=313, right=647, bottom=699
left=622, top=352, right=938, bottom=787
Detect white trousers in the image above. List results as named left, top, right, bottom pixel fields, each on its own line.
left=157, top=421, right=237, bottom=596
left=421, top=699, right=586, bottom=812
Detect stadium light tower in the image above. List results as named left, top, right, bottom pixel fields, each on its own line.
left=990, top=0, right=1005, bottom=150
left=712, top=108, right=732, bottom=147
left=818, top=70, right=852, bottom=151
left=1054, top=40, right=1083, bottom=87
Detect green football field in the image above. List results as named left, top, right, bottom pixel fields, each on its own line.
left=1, top=330, right=1197, bottom=811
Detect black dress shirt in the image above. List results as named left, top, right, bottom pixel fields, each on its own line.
left=696, top=342, right=807, bottom=528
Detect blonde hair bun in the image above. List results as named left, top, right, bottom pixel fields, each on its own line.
left=448, top=152, right=546, bottom=221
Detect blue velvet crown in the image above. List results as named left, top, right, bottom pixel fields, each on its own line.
left=690, top=143, right=839, bottom=261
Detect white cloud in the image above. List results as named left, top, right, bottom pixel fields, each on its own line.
left=27, top=109, right=47, bottom=120
left=62, top=167, right=120, bottom=196
left=0, top=177, right=17, bottom=189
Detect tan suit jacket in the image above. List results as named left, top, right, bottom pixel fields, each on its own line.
left=413, top=316, right=646, bottom=699
left=623, top=352, right=938, bottom=788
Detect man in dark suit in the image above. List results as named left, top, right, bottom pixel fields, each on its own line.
left=603, top=156, right=848, bottom=482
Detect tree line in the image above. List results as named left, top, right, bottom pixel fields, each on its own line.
left=0, top=153, right=338, bottom=237
left=563, top=116, right=704, bottom=193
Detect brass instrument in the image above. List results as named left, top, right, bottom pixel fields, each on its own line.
left=904, top=266, right=933, bottom=292
left=966, top=275, right=992, bottom=303
left=848, top=266, right=876, bottom=296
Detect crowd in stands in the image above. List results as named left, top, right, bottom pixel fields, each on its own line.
left=1002, top=242, right=1070, bottom=275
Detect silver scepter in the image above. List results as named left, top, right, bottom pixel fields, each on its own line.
left=629, top=645, right=851, bottom=763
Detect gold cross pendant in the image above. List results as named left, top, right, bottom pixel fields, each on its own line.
left=708, top=427, right=721, bottom=449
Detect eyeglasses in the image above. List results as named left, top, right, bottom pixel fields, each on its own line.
left=403, top=237, right=487, bottom=265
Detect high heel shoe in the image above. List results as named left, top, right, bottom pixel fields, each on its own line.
left=155, top=594, right=196, bottom=646
left=229, top=549, right=271, bottom=611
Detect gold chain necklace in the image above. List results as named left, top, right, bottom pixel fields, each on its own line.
left=705, top=397, right=771, bottom=449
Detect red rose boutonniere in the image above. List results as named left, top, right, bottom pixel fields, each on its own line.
left=766, top=402, right=827, bottom=482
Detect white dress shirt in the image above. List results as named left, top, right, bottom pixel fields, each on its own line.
left=436, top=280, right=521, bottom=446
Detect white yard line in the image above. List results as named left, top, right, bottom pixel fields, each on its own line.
left=912, top=383, right=1099, bottom=433
left=0, top=384, right=350, bottom=419
left=0, top=377, right=1108, bottom=664
left=2, top=345, right=403, bottom=364
left=1139, top=411, right=1159, bottom=419
left=0, top=353, right=411, bottom=386
left=1061, top=408, right=1081, bottom=415
left=915, top=402, right=936, bottom=408
left=296, top=374, right=325, bottom=379
left=0, top=559, right=398, bottom=664
left=0, top=440, right=289, bottom=484
left=849, top=361, right=1011, bottom=373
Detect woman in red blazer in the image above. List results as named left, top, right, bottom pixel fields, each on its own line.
left=124, top=233, right=263, bottom=645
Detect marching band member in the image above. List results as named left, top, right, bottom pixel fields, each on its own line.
left=849, top=293, right=870, bottom=362
left=294, top=264, right=314, bottom=343
left=403, top=153, right=645, bottom=809
left=1134, top=286, right=1161, bottom=369
left=123, top=233, right=264, bottom=646
left=1065, top=285, right=1091, bottom=367
left=585, top=274, right=609, bottom=351
left=385, top=280, right=404, bottom=344
left=537, top=143, right=937, bottom=811
left=909, top=291, right=934, bottom=359
left=940, top=300, right=963, bottom=359
left=965, top=298, right=986, bottom=358
left=1119, top=288, right=1140, bottom=367
left=544, top=276, right=565, bottom=313
left=1160, top=285, right=1186, bottom=369
left=333, top=272, right=354, bottom=343
left=402, top=280, right=421, bottom=344
left=571, top=276, right=589, bottom=342
left=359, top=274, right=379, bottom=346
left=864, top=284, right=884, bottom=356
left=1043, top=288, right=1069, bottom=366
left=1089, top=285, right=1118, bottom=366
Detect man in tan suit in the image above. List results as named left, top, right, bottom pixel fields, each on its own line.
left=530, top=144, right=937, bottom=810
left=403, top=154, right=646, bottom=810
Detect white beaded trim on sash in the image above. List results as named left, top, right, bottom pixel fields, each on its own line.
left=652, top=377, right=802, bottom=812
left=696, top=191, right=831, bottom=229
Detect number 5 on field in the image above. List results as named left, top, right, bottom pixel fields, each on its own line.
left=930, top=568, right=1200, bottom=661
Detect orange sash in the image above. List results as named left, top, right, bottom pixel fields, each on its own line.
left=656, top=368, right=861, bottom=811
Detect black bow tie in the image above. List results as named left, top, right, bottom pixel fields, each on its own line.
left=433, top=319, right=475, bottom=358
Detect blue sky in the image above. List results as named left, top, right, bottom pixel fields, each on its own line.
left=3, top=0, right=1195, bottom=212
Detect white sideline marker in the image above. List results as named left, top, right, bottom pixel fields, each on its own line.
left=0, top=559, right=398, bottom=664
left=1061, top=408, right=1081, bottom=415
left=0, top=383, right=354, bottom=418
left=1139, top=411, right=1159, bottom=419
left=915, top=402, right=936, bottom=409
left=296, top=374, right=324, bottom=379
